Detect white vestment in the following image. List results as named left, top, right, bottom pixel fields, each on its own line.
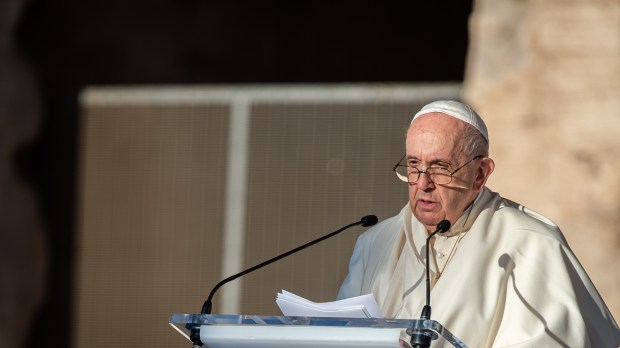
left=338, top=187, right=620, bottom=347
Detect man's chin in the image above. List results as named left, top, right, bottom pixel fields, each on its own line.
left=413, top=211, right=443, bottom=230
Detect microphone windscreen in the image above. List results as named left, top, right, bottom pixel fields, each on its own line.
left=436, top=219, right=451, bottom=233
left=361, top=215, right=379, bottom=227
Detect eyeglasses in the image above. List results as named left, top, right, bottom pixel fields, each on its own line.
left=392, top=155, right=483, bottom=185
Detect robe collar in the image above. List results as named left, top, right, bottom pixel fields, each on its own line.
left=443, top=189, right=486, bottom=237
left=404, top=187, right=492, bottom=260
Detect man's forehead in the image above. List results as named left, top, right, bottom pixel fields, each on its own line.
left=406, top=116, right=467, bottom=162
left=408, top=113, right=469, bottom=140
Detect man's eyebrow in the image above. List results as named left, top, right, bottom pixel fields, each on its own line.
left=406, top=155, right=419, bottom=161
left=406, top=156, right=453, bottom=167
left=428, top=160, right=452, bottom=168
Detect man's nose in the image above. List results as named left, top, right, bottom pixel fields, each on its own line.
left=416, top=171, right=435, bottom=190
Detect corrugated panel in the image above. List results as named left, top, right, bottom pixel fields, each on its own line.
left=74, top=105, right=230, bottom=347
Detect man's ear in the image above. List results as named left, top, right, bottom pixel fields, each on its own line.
left=473, top=157, right=495, bottom=191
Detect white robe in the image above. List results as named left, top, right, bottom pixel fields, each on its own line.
left=338, top=187, right=620, bottom=347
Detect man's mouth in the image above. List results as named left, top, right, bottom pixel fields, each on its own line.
left=417, top=198, right=438, bottom=209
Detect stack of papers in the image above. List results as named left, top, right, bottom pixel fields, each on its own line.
left=276, top=290, right=384, bottom=318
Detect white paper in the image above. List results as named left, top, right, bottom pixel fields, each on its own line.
left=276, top=290, right=384, bottom=318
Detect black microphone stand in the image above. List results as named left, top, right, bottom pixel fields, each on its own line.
left=410, top=220, right=451, bottom=348
left=189, top=215, right=378, bottom=347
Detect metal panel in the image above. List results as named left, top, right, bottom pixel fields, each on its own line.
left=75, top=104, right=230, bottom=347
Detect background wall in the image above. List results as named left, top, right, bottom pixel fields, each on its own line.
left=6, top=2, right=472, bottom=347
left=464, top=0, right=620, bottom=319
left=2, top=1, right=618, bottom=347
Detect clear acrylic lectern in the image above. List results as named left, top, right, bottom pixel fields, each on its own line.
left=170, top=314, right=468, bottom=348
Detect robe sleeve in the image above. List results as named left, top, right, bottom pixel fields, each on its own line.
left=490, top=234, right=620, bottom=347
left=337, top=232, right=368, bottom=300
left=336, top=219, right=389, bottom=301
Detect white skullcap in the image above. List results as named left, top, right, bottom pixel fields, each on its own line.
left=412, top=100, right=489, bottom=143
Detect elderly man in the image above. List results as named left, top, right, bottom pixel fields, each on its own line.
left=337, top=100, right=620, bottom=347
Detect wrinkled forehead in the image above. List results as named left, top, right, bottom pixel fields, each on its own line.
left=406, top=113, right=469, bottom=161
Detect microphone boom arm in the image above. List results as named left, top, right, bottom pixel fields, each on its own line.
left=201, top=215, right=378, bottom=314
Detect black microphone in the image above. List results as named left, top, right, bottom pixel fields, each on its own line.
left=410, top=219, right=451, bottom=348
left=200, top=215, right=379, bottom=315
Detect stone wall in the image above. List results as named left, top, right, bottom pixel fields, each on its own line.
left=464, top=0, right=620, bottom=319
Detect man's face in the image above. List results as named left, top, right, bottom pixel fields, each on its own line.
left=406, top=113, right=490, bottom=232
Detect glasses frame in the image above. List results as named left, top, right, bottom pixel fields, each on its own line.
left=392, top=155, right=483, bottom=185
